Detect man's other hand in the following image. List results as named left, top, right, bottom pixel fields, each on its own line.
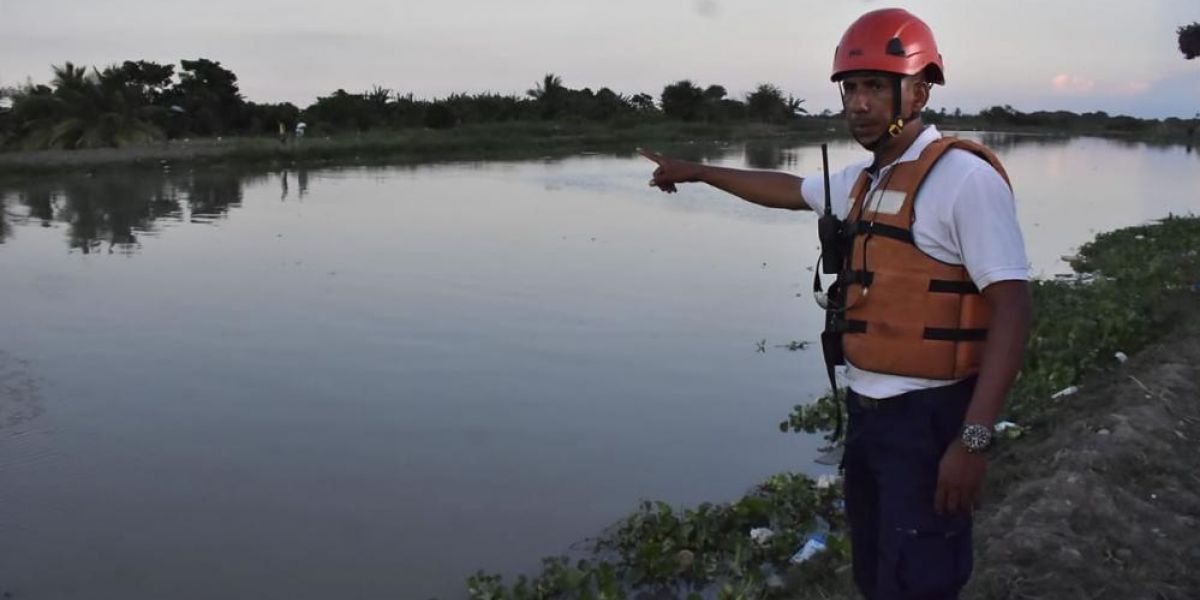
left=935, top=440, right=987, bottom=514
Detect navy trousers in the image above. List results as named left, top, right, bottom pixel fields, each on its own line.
left=842, top=377, right=976, bottom=600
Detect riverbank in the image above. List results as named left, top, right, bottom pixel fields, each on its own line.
left=0, top=120, right=834, bottom=178
left=466, top=215, right=1200, bottom=600
left=969, top=297, right=1200, bottom=599
left=0, top=117, right=1194, bottom=180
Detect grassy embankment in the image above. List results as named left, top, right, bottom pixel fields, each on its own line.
left=1, top=114, right=1194, bottom=180
left=465, top=214, right=1200, bottom=600
left=0, top=120, right=836, bottom=178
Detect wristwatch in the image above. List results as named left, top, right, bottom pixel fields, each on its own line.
left=960, top=423, right=993, bottom=454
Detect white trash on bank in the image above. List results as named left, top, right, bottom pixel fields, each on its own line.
left=790, top=516, right=831, bottom=564
left=749, top=527, right=775, bottom=546
left=816, top=474, right=841, bottom=489
left=993, top=421, right=1025, bottom=439
left=1115, top=351, right=1128, bottom=363
left=790, top=534, right=828, bottom=564
left=1052, top=385, right=1080, bottom=399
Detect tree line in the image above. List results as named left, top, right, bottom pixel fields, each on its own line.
left=0, top=23, right=1195, bottom=151
left=0, top=63, right=815, bottom=150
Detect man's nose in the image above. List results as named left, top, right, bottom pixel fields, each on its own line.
left=844, top=92, right=870, bottom=113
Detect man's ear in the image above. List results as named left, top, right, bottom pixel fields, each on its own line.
left=908, top=78, right=931, bottom=116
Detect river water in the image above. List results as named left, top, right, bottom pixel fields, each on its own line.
left=0, top=133, right=1196, bottom=599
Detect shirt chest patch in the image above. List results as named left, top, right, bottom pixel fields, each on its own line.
left=852, top=189, right=907, bottom=216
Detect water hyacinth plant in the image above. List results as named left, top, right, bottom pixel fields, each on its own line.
left=467, top=474, right=849, bottom=600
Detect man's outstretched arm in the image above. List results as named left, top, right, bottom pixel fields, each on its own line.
left=638, top=148, right=812, bottom=211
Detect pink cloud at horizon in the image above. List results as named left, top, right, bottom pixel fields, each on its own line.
left=1051, top=73, right=1096, bottom=93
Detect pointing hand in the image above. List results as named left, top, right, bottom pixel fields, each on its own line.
left=637, top=147, right=703, bottom=194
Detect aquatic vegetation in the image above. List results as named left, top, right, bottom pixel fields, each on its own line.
left=474, top=215, right=1200, bottom=599
left=466, top=473, right=849, bottom=600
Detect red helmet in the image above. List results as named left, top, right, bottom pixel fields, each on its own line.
left=831, top=9, right=945, bottom=85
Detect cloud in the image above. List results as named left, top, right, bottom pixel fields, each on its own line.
left=1051, top=73, right=1096, bottom=93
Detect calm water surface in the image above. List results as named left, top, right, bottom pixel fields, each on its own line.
left=1, top=134, right=1197, bottom=599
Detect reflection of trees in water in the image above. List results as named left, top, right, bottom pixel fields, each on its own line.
left=0, top=194, right=10, bottom=244
left=57, top=173, right=184, bottom=253
left=975, top=132, right=1072, bottom=150
left=0, top=187, right=56, bottom=244
left=744, top=141, right=799, bottom=170
left=182, top=170, right=244, bottom=222
left=662, top=143, right=736, bottom=164
left=0, top=168, right=252, bottom=253
left=21, top=187, right=58, bottom=226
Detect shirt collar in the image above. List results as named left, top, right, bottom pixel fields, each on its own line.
left=870, top=125, right=943, bottom=175
left=895, top=125, right=942, bottom=165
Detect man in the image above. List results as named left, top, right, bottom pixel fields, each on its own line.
left=639, top=9, right=1032, bottom=600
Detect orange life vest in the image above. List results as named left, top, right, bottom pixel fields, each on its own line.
left=829, top=137, right=1011, bottom=380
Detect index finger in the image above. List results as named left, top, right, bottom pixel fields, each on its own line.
left=636, top=147, right=664, bottom=165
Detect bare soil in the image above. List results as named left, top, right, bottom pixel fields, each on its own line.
left=967, top=304, right=1200, bottom=600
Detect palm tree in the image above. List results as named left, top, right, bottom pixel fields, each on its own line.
left=527, top=73, right=566, bottom=119
left=12, top=62, right=162, bottom=150
left=787, top=96, right=808, bottom=118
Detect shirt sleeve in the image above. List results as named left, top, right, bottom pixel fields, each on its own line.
left=801, top=161, right=867, bottom=218
left=800, top=171, right=828, bottom=215
left=949, top=164, right=1030, bottom=290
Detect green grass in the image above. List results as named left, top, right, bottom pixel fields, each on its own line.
left=0, top=120, right=838, bottom=177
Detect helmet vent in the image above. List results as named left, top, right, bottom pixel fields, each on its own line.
left=886, top=37, right=906, bottom=57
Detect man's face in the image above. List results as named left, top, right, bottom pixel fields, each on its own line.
left=839, top=72, right=927, bottom=146
left=839, top=72, right=897, bottom=145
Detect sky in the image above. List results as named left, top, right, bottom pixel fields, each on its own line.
left=1, top=0, right=1197, bottom=118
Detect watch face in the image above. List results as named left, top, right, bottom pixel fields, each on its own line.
left=962, top=423, right=992, bottom=453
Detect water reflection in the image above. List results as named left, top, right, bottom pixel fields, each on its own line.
left=744, top=141, right=800, bottom=170
left=0, top=169, right=269, bottom=253
left=975, top=131, right=1073, bottom=150
left=0, top=195, right=9, bottom=244
left=279, top=168, right=310, bottom=201
left=0, top=134, right=1195, bottom=258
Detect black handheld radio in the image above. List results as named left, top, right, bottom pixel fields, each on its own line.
left=815, top=143, right=847, bottom=458
left=816, top=144, right=843, bottom=274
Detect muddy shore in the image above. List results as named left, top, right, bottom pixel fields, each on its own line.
left=968, top=300, right=1200, bottom=600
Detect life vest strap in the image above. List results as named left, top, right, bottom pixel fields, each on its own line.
left=923, top=327, right=988, bottom=342
left=837, top=320, right=987, bottom=341
left=830, top=319, right=868, bottom=334
left=928, top=279, right=981, bottom=294
left=844, top=220, right=915, bottom=245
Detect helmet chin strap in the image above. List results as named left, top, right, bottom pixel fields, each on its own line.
left=862, top=76, right=907, bottom=153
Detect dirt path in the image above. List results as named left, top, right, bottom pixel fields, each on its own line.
left=968, top=306, right=1200, bottom=599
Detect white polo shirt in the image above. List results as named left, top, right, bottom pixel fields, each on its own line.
left=800, top=126, right=1029, bottom=399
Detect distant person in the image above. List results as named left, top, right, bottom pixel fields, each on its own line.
left=640, top=9, right=1031, bottom=600
left=278, top=121, right=287, bottom=145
